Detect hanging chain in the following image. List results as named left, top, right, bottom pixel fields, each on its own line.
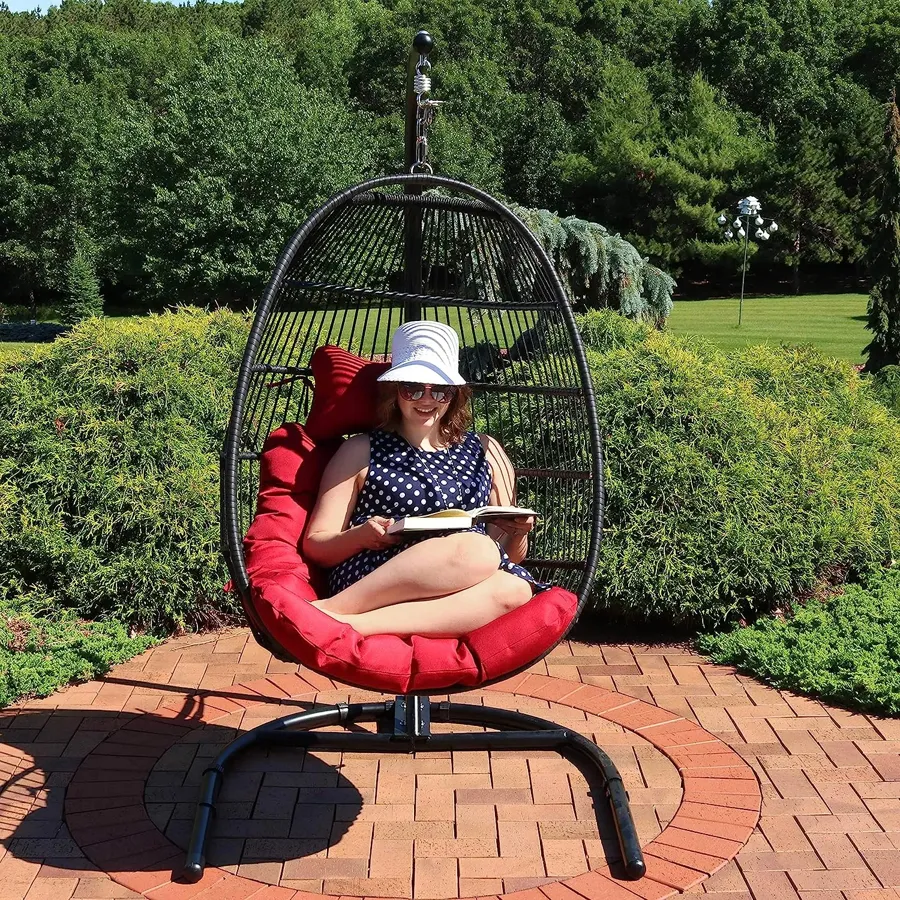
left=411, top=56, right=444, bottom=174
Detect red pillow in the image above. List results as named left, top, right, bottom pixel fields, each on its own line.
left=304, top=346, right=390, bottom=442
left=244, top=423, right=342, bottom=594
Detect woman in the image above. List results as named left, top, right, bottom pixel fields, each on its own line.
left=304, top=320, right=545, bottom=637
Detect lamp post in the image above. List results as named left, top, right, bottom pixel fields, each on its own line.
left=716, top=196, right=778, bottom=327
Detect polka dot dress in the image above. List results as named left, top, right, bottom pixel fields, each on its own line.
left=328, top=429, right=548, bottom=596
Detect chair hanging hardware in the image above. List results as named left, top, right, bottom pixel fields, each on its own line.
left=411, top=56, right=444, bottom=174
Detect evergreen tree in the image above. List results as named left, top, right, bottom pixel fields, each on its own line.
left=511, top=203, right=677, bottom=323
left=62, top=240, right=103, bottom=325
left=762, top=125, right=857, bottom=294
left=864, top=91, right=900, bottom=373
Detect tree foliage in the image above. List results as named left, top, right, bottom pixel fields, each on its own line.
left=110, top=34, right=377, bottom=306
left=63, top=236, right=102, bottom=324
left=512, top=204, right=676, bottom=324
left=864, top=92, right=900, bottom=373
left=0, top=0, right=897, bottom=314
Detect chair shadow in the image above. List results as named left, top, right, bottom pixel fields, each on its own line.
left=0, top=701, right=364, bottom=886
left=1, top=682, right=650, bottom=889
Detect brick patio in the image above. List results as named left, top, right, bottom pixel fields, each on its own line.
left=1, top=630, right=899, bottom=900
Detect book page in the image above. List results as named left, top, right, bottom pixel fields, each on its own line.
left=418, top=506, right=537, bottom=519
left=471, top=505, right=538, bottom=517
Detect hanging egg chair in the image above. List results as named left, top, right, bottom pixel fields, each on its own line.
left=183, top=31, right=644, bottom=885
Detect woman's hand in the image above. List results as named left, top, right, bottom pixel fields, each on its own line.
left=354, top=516, right=403, bottom=551
left=490, top=515, right=536, bottom=538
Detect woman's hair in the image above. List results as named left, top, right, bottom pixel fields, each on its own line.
left=376, top=383, right=473, bottom=445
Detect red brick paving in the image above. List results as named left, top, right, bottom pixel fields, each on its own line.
left=0, top=632, right=897, bottom=900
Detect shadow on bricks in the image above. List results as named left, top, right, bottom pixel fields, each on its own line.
left=0, top=700, right=364, bottom=887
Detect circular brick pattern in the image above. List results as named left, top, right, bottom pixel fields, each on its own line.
left=144, top=689, right=682, bottom=891
left=62, top=670, right=762, bottom=900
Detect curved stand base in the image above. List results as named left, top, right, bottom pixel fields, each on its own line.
left=180, top=697, right=645, bottom=884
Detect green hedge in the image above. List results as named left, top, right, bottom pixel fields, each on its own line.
left=699, top=568, right=900, bottom=716
left=871, top=365, right=900, bottom=418
left=0, top=309, right=246, bottom=634
left=583, top=310, right=900, bottom=628
left=2, top=308, right=900, bottom=655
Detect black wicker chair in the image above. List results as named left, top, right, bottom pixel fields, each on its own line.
left=182, top=32, right=644, bottom=886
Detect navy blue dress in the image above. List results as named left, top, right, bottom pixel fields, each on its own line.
left=328, top=429, right=547, bottom=595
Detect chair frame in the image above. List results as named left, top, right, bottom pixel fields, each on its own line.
left=181, top=32, right=645, bottom=886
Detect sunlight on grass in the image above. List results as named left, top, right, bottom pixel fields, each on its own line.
left=667, top=294, right=868, bottom=363
left=1, top=297, right=873, bottom=365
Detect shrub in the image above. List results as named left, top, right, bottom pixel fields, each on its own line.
left=0, top=601, right=156, bottom=709
left=0, top=308, right=249, bottom=633
left=580, top=310, right=900, bottom=628
left=870, top=364, right=900, bottom=417
left=4, top=306, right=899, bottom=649
left=698, top=567, right=900, bottom=716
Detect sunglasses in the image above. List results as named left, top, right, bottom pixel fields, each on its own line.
left=398, top=382, right=458, bottom=403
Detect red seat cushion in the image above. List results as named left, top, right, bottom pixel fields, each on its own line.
left=304, top=346, right=391, bottom=442
left=244, top=423, right=579, bottom=694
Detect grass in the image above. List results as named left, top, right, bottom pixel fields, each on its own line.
left=667, top=293, right=869, bottom=363
left=3, top=294, right=871, bottom=365
left=1, top=295, right=873, bottom=368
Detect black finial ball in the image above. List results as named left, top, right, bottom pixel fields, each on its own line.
left=413, top=31, right=434, bottom=54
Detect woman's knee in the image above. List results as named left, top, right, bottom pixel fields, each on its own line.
left=495, top=572, right=533, bottom=614
left=444, top=532, right=501, bottom=580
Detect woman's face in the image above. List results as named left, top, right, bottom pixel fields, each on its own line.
left=396, top=383, right=456, bottom=429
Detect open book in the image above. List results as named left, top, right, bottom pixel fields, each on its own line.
left=386, top=505, right=538, bottom=535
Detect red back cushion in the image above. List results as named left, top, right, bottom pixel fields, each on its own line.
left=244, top=423, right=342, bottom=595
left=304, top=346, right=390, bottom=442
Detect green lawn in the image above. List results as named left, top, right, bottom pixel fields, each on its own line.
left=667, top=293, right=869, bottom=363
left=1, top=295, right=873, bottom=365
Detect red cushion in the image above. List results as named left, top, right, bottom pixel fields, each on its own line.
left=244, top=423, right=579, bottom=694
left=304, top=346, right=390, bottom=442
left=244, top=423, right=343, bottom=596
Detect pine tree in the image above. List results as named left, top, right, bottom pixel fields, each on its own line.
left=510, top=204, right=677, bottom=324
left=61, top=244, right=103, bottom=326
left=864, top=90, right=900, bottom=373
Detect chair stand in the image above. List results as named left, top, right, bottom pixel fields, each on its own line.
left=181, top=695, right=646, bottom=883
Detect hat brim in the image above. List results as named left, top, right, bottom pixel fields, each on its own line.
left=377, top=359, right=466, bottom=386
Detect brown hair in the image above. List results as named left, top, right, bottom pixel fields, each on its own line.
left=375, top=383, right=473, bottom=446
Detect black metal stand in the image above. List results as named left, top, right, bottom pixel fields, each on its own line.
left=181, top=696, right=646, bottom=884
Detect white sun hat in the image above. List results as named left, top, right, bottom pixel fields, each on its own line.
left=377, top=320, right=466, bottom=386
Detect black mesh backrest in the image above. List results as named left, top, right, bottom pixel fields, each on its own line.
left=223, top=174, right=603, bottom=619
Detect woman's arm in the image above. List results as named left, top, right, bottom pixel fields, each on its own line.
left=478, top=434, right=534, bottom=565
left=303, top=435, right=396, bottom=567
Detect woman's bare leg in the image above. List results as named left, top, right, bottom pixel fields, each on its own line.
left=312, top=532, right=500, bottom=616
left=319, top=571, right=533, bottom=637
